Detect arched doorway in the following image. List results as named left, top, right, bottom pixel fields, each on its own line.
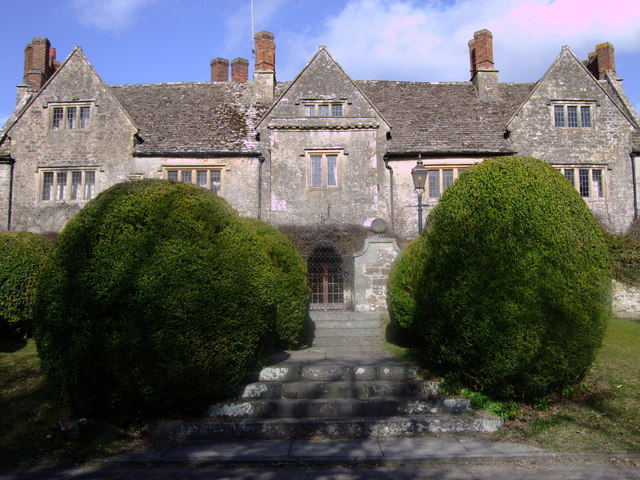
left=308, top=245, right=345, bottom=310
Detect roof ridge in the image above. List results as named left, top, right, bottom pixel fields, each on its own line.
left=110, top=81, right=253, bottom=88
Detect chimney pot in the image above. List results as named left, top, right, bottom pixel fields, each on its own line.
left=253, top=31, right=276, bottom=101
left=468, top=29, right=499, bottom=100
left=23, top=37, right=53, bottom=91
left=254, top=31, right=275, bottom=72
left=595, top=42, right=616, bottom=79
left=472, top=29, right=494, bottom=71
left=231, top=57, right=249, bottom=83
left=210, top=57, right=229, bottom=82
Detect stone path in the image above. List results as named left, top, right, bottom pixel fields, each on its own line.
left=109, top=436, right=547, bottom=465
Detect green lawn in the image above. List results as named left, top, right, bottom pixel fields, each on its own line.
left=0, top=339, right=133, bottom=466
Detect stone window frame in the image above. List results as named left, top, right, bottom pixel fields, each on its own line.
left=39, top=168, right=96, bottom=202
left=551, top=101, right=594, bottom=128
left=49, top=102, right=92, bottom=131
left=556, top=166, right=606, bottom=199
left=424, top=166, right=468, bottom=199
left=164, top=167, right=223, bottom=195
left=307, top=150, right=342, bottom=189
left=303, top=99, right=345, bottom=118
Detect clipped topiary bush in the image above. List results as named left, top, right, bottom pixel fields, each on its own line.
left=241, top=218, right=309, bottom=348
left=416, top=156, right=611, bottom=400
left=35, top=180, right=279, bottom=421
left=387, top=235, right=428, bottom=343
left=0, top=232, right=52, bottom=339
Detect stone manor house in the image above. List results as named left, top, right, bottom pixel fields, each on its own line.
left=1, top=30, right=639, bottom=311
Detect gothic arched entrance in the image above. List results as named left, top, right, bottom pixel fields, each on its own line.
left=308, top=245, right=345, bottom=310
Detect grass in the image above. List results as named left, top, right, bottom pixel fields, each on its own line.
left=494, top=316, right=640, bottom=453
left=385, top=315, right=640, bottom=453
left=2, top=315, right=639, bottom=466
left=0, top=339, right=135, bottom=467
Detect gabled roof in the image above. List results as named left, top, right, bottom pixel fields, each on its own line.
left=111, top=82, right=268, bottom=155
left=359, top=81, right=534, bottom=155
left=600, top=72, right=640, bottom=130
left=2, top=47, right=138, bottom=140
left=258, top=46, right=390, bottom=131
left=506, top=46, right=639, bottom=131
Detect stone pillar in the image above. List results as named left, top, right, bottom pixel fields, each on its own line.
left=353, top=235, right=401, bottom=312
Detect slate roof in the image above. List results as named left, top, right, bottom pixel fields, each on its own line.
left=108, top=79, right=536, bottom=156
left=357, top=80, right=535, bottom=155
left=110, top=82, right=269, bottom=155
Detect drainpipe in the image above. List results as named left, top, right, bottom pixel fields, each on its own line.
left=0, top=157, right=14, bottom=231
left=384, top=154, right=394, bottom=231
left=257, top=154, right=265, bottom=220
left=631, top=152, right=638, bottom=219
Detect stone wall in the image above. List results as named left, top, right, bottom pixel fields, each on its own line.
left=612, top=280, right=640, bottom=318
left=5, top=49, right=138, bottom=233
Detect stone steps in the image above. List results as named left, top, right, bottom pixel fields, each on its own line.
left=306, top=320, right=380, bottom=329
left=207, top=397, right=471, bottom=418
left=148, top=311, right=503, bottom=441
left=152, top=414, right=503, bottom=440
left=309, top=336, right=382, bottom=347
left=240, top=380, right=438, bottom=400
left=304, top=311, right=382, bottom=348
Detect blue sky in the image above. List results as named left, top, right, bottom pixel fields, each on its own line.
left=1, top=0, right=639, bottom=127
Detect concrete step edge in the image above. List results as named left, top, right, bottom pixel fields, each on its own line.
left=149, top=413, right=503, bottom=440
left=207, top=397, right=470, bottom=418
left=255, top=364, right=421, bottom=382
left=240, top=379, right=439, bottom=399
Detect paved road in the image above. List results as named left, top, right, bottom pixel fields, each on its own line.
left=2, top=437, right=640, bottom=480
left=3, top=460, right=640, bottom=480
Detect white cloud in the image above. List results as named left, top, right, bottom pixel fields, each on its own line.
left=71, top=0, right=155, bottom=32
left=276, top=0, right=640, bottom=82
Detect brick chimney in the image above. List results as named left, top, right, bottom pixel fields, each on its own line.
left=22, top=37, right=56, bottom=92
left=468, top=29, right=499, bottom=100
left=254, top=31, right=275, bottom=101
left=49, top=47, right=60, bottom=73
left=585, top=42, right=616, bottom=80
left=231, top=57, right=249, bottom=83
left=210, top=57, right=229, bottom=82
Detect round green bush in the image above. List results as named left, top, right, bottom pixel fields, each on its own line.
left=387, top=235, right=427, bottom=342
left=0, top=232, right=52, bottom=339
left=416, top=156, right=611, bottom=400
left=35, top=180, right=279, bottom=421
left=241, top=218, right=309, bottom=348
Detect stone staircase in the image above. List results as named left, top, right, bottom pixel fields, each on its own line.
left=150, top=311, right=502, bottom=440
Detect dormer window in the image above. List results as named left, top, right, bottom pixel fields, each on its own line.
left=304, top=101, right=344, bottom=117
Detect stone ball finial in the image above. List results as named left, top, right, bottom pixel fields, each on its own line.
left=371, top=218, right=388, bottom=234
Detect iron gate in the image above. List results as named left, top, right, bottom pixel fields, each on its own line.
left=308, top=246, right=345, bottom=310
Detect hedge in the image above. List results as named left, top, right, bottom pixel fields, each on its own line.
left=34, top=180, right=279, bottom=421
left=241, top=218, right=309, bottom=348
left=0, top=232, right=52, bottom=339
left=386, top=235, right=427, bottom=343
left=415, top=156, right=611, bottom=400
